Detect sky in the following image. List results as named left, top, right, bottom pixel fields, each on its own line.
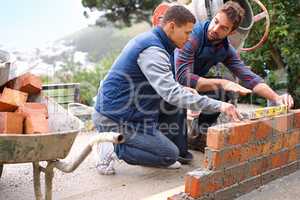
left=0, top=0, right=97, bottom=50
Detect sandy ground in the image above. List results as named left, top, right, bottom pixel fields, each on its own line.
left=1, top=104, right=300, bottom=200
left=2, top=131, right=300, bottom=200
left=0, top=131, right=204, bottom=200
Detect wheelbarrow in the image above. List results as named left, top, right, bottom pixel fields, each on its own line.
left=0, top=96, right=124, bottom=200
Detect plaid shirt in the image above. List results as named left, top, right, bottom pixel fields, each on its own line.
left=175, top=20, right=264, bottom=90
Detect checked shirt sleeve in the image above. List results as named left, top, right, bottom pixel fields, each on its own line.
left=224, top=46, right=264, bottom=89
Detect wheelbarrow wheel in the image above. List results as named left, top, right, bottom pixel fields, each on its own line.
left=0, top=164, right=3, bottom=179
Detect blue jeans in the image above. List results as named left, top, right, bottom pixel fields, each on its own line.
left=92, top=111, right=179, bottom=167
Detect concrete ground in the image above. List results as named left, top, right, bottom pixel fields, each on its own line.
left=0, top=131, right=203, bottom=200
left=2, top=132, right=300, bottom=200
left=1, top=104, right=300, bottom=200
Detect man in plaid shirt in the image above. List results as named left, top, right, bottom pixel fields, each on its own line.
left=159, top=1, right=294, bottom=156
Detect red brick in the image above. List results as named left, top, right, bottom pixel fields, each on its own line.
left=12, top=73, right=42, bottom=95
left=261, top=141, right=272, bottom=156
left=0, top=101, right=18, bottom=112
left=226, top=122, right=254, bottom=145
left=273, top=113, right=293, bottom=134
left=24, top=114, right=49, bottom=134
left=283, top=130, right=299, bottom=149
left=271, top=135, right=284, bottom=152
left=185, top=170, right=223, bottom=198
left=205, top=146, right=242, bottom=170
left=0, top=88, right=28, bottom=112
left=185, top=173, right=201, bottom=198
left=288, top=148, right=298, bottom=162
left=223, top=162, right=249, bottom=187
left=207, top=126, right=228, bottom=150
left=189, top=176, right=201, bottom=198
left=16, top=103, right=49, bottom=134
left=240, top=143, right=263, bottom=162
left=222, top=147, right=242, bottom=167
left=292, top=109, right=300, bottom=129
left=16, top=103, right=48, bottom=118
left=204, top=148, right=222, bottom=170
left=271, top=149, right=289, bottom=169
left=249, top=156, right=271, bottom=176
left=254, top=118, right=272, bottom=140
left=0, top=112, right=24, bottom=134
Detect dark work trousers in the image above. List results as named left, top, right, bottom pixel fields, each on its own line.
left=158, top=101, right=189, bottom=157
left=159, top=89, right=236, bottom=153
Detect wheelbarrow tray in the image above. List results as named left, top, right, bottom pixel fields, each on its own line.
left=0, top=96, right=82, bottom=164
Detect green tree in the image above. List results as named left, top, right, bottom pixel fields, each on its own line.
left=240, top=0, right=300, bottom=108
left=81, top=0, right=165, bottom=27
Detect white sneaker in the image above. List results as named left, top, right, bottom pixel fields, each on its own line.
left=167, top=161, right=181, bottom=169
left=95, top=142, right=117, bottom=175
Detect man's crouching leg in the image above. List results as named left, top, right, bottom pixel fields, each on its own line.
left=92, top=111, right=121, bottom=175
left=115, top=127, right=181, bottom=169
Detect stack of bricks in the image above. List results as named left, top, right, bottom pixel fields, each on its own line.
left=0, top=73, right=49, bottom=134
left=169, top=110, right=300, bottom=200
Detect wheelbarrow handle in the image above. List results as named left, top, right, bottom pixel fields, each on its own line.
left=89, top=132, right=125, bottom=145
left=52, top=132, right=124, bottom=173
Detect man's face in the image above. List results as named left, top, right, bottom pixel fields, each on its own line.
left=207, top=11, right=234, bottom=42
left=169, top=22, right=194, bottom=49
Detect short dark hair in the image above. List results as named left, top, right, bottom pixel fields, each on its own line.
left=162, top=5, right=196, bottom=27
left=220, top=1, right=245, bottom=31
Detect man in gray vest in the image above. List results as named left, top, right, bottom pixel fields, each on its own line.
left=93, top=5, right=250, bottom=175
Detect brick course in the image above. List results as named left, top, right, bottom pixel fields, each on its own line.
left=171, top=110, right=300, bottom=200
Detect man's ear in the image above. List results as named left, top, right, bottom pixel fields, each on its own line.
left=169, top=21, right=176, bottom=31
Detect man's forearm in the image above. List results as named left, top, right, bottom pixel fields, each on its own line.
left=252, top=83, right=280, bottom=101
left=138, top=47, right=222, bottom=113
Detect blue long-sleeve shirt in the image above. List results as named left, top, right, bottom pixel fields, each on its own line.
left=175, top=20, right=264, bottom=90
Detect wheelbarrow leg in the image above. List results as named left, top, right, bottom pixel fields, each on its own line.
left=45, top=161, right=54, bottom=200
left=33, top=162, right=42, bottom=200
left=0, top=164, right=3, bottom=179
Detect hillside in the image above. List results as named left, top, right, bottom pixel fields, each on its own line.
left=60, top=22, right=150, bottom=62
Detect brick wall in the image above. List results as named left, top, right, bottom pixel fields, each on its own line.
left=169, top=110, right=300, bottom=200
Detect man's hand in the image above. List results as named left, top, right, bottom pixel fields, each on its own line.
left=220, top=102, right=242, bottom=122
left=184, top=86, right=201, bottom=119
left=221, top=80, right=252, bottom=96
left=275, top=94, right=294, bottom=109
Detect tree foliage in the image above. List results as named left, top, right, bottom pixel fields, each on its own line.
left=240, top=0, right=300, bottom=108
left=81, top=0, right=165, bottom=27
